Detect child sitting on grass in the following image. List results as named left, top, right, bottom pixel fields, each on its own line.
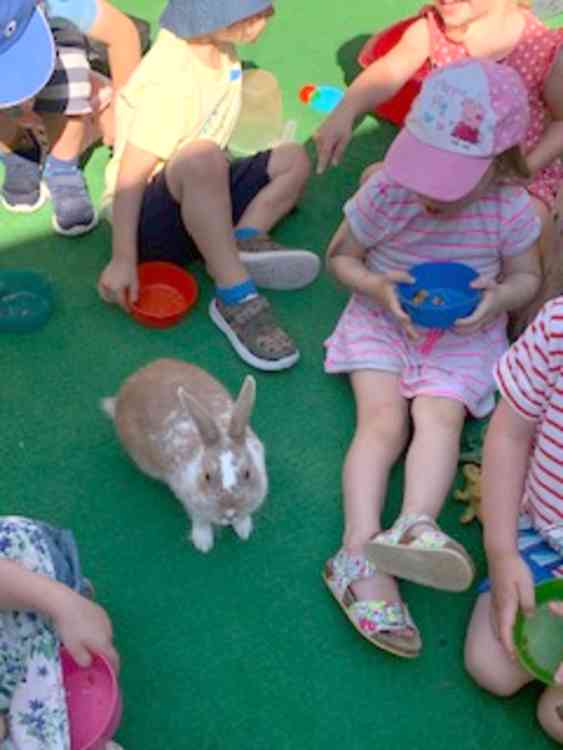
left=97, top=0, right=320, bottom=372
left=315, top=0, right=563, bottom=334
left=465, top=297, right=563, bottom=744
left=0, top=0, right=140, bottom=236
left=0, top=516, right=121, bottom=750
left=323, top=59, right=541, bottom=658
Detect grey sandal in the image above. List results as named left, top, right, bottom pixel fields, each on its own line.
left=210, top=295, right=299, bottom=371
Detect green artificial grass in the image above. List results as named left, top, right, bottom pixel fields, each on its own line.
left=1, top=1, right=560, bottom=748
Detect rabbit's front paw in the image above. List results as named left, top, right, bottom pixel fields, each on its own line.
left=191, top=523, right=214, bottom=552
left=233, top=515, right=253, bottom=540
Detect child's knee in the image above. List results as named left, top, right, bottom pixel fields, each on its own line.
left=537, top=688, right=563, bottom=743
left=169, top=140, right=228, bottom=189
left=359, top=162, right=383, bottom=185
left=464, top=646, right=520, bottom=697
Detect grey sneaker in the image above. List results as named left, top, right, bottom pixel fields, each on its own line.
left=0, top=139, right=47, bottom=213
left=44, top=168, right=98, bottom=236
left=237, top=233, right=320, bottom=290
left=209, top=295, right=299, bottom=371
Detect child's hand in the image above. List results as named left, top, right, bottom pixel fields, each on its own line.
left=53, top=591, right=120, bottom=673
left=98, top=258, right=139, bottom=311
left=489, top=553, right=535, bottom=659
left=368, top=270, right=418, bottom=340
left=314, top=107, right=354, bottom=175
left=454, top=276, right=505, bottom=334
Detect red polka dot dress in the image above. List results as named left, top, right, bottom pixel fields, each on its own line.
left=424, top=5, right=563, bottom=209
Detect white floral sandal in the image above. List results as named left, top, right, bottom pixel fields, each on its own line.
left=365, top=513, right=475, bottom=592
left=323, top=548, right=421, bottom=658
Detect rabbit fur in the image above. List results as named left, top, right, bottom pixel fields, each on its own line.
left=102, top=359, right=268, bottom=552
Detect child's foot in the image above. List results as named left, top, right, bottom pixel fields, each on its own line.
left=324, top=548, right=421, bottom=657
left=365, top=513, right=475, bottom=592
left=237, top=233, right=320, bottom=290
left=209, top=295, right=299, bottom=371
left=0, top=134, right=47, bottom=213
left=44, top=167, right=98, bottom=236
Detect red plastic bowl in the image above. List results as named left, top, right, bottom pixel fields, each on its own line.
left=358, top=16, right=432, bottom=126
left=130, top=261, right=198, bottom=329
left=61, top=647, right=122, bottom=750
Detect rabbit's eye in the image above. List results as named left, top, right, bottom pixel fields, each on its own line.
left=204, top=472, right=211, bottom=482
left=243, top=469, right=251, bottom=480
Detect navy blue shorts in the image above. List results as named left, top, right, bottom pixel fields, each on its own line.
left=137, top=150, right=272, bottom=266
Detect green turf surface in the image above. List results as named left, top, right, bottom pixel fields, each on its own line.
left=1, top=1, right=560, bottom=747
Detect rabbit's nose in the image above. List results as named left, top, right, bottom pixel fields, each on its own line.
left=223, top=508, right=236, bottom=520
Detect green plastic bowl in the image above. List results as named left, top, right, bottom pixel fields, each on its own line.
left=0, top=270, right=54, bottom=333
left=514, top=579, right=563, bottom=684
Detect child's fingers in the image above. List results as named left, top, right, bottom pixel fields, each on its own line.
left=549, top=601, right=563, bottom=617
left=331, top=137, right=346, bottom=168
left=517, top=576, right=536, bottom=618
left=67, top=643, right=93, bottom=668
left=497, top=599, right=518, bottom=657
left=129, top=277, right=139, bottom=305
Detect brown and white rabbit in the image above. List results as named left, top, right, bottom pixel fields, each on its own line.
left=101, top=359, right=268, bottom=552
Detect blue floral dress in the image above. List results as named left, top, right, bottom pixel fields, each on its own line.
left=0, top=516, right=88, bottom=750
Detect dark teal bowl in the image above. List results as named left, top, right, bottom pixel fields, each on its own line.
left=0, top=270, right=54, bottom=333
left=397, top=261, right=480, bottom=329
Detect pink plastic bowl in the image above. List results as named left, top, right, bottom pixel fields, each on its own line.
left=61, top=647, right=123, bottom=750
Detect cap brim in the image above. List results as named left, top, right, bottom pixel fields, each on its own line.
left=385, top=128, right=492, bottom=202
left=0, top=7, right=55, bottom=108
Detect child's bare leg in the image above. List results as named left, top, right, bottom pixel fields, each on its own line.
left=468, top=594, right=563, bottom=741
left=342, top=371, right=413, bottom=633
left=465, top=592, right=532, bottom=694
left=41, top=113, right=97, bottom=235
left=165, top=139, right=298, bottom=370
left=233, top=143, right=319, bottom=290
left=165, top=140, right=249, bottom=287
left=359, top=161, right=384, bottom=186
left=400, top=396, right=465, bottom=523
left=537, top=685, right=563, bottom=743
left=236, top=142, right=310, bottom=231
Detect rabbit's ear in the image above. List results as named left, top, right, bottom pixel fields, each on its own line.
left=177, top=387, right=220, bottom=445
left=229, top=376, right=256, bottom=440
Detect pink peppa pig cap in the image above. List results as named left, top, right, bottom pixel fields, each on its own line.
left=384, top=59, right=530, bottom=201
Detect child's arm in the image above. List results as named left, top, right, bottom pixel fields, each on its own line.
left=525, top=49, right=563, bottom=176
left=98, top=142, right=159, bottom=309
left=455, top=244, right=541, bottom=334
left=315, top=18, right=430, bottom=174
left=480, top=399, right=537, bottom=657
left=86, top=0, right=141, bottom=91
left=0, top=559, right=119, bottom=670
left=327, top=219, right=417, bottom=338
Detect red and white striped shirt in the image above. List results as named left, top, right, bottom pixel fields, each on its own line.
left=495, top=297, right=563, bottom=533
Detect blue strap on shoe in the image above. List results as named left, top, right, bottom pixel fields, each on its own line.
left=234, top=226, right=261, bottom=240
left=215, top=279, right=258, bottom=306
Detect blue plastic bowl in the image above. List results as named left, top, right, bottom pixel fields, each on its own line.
left=397, top=261, right=480, bottom=329
left=0, top=270, right=54, bottom=333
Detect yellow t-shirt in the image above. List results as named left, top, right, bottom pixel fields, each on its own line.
left=103, top=28, right=242, bottom=210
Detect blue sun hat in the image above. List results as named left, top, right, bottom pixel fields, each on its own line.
left=160, top=0, right=273, bottom=38
left=0, top=0, right=56, bottom=108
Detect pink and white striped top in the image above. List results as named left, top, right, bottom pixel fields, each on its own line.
left=495, top=297, right=563, bottom=533
left=345, top=168, right=541, bottom=279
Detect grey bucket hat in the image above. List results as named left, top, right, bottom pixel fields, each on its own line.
left=160, top=0, right=273, bottom=38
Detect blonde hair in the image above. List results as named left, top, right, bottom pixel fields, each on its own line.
left=494, top=145, right=531, bottom=180
left=517, top=0, right=532, bottom=6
